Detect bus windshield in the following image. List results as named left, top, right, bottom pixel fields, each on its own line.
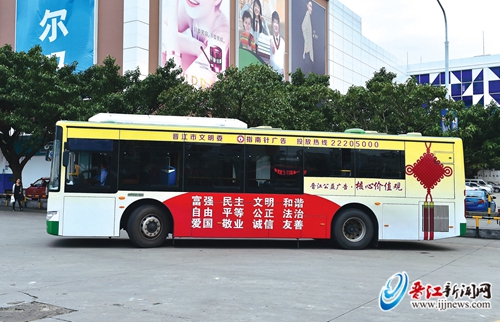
left=48, top=126, right=62, bottom=192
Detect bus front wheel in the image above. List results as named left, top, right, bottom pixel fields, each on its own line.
left=332, top=209, right=373, bottom=250
left=127, top=205, right=170, bottom=248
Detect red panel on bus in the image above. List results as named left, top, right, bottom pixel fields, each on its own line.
left=164, top=193, right=340, bottom=239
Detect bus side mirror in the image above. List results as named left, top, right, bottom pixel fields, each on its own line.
left=44, top=141, right=53, bottom=161
left=62, top=151, right=69, bottom=167
left=45, top=149, right=53, bottom=161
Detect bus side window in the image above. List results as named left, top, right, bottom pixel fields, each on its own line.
left=184, top=143, right=243, bottom=192
left=353, top=149, right=405, bottom=179
left=245, top=145, right=302, bottom=194
left=119, top=140, right=182, bottom=191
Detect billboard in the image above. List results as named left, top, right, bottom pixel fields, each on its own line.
left=237, top=0, right=286, bottom=75
left=291, top=0, right=326, bottom=76
left=161, top=0, right=231, bottom=88
left=16, top=0, right=95, bottom=72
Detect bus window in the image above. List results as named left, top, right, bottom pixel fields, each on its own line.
left=354, top=149, right=405, bottom=179
left=184, top=143, right=243, bottom=192
left=246, top=145, right=303, bottom=194
left=305, top=148, right=353, bottom=178
left=118, top=140, right=182, bottom=191
left=64, top=139, right=118, bottom=193
left=48, top=127, right=62, bottom=192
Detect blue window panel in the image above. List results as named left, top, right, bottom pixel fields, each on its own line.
left=461, top=82, right=471, bottom=94
left=451, top=84, right=462, bottom=96
left=432, top=74, right=441, bottom=85
left=489, top=80, right=500, bottom=93
left=473, top=82, right=484, bottom=95
left=439, top=72, right=446, bottom=84
left=452, top=96, right=462, bottom=102
left=413, top=75, right=420, bottom=83
left=477, top=96, right=484, bottom=106
left=474, top=70, right=484, bottom=82
left=462, top=70, right=472, bottom=82
left=491, top=93, right=500, bottom=105
left=420, top=74, right=430, bottom=84
left=452, top=70, right=461, bottom=81
left=462, top=96, right=473, bottom=107
left=490, top=67, right=500, bottom=79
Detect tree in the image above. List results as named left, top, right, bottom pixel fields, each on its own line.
left=156, top=81, right=206, bottom=116
left=332, top=68, right=456, bottom=135
left=202, top=64, right=292, bottom=128
left=287, top=69, right=341, bottom=131
left=76, top=55, right=131, bottom=118
left=445, top=102, right=500, bottom=177
left=0, top=44, right=82, bottom=183
left=123, top=59, right=187, bottom=115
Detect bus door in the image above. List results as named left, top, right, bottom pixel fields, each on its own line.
left=60, top=137, right=119, bottom=236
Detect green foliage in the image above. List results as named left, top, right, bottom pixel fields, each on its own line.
left=446, top=102, right=500, bottom=177
left=335, top=69, right=451, bottom=135
left=286, top=69, right=339, bottom=131
left=123, top=59, right=186, bottom=115
left=0, top=44, right=82, bottom=181
left=202, top=64, right=292, bottom=128
left=157, top=82, right=206, bottom=116
left=76, top=55, right=131, bottom=118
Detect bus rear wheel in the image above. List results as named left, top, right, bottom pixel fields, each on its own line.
left=127, top=205, right=170, bottom=248
left=332, top=209, right=373, bottom=250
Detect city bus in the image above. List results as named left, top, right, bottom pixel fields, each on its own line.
left=45, top=113, right=466, bottom=249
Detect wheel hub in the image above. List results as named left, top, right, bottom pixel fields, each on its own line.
left=141, top=216, right=161, bottom=238
left=343, top=218, right=365, bottom=242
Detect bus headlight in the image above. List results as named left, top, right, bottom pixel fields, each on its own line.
left=46, top=211, right=58, bottom=221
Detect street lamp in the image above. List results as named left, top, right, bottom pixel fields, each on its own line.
left=437, top=0, right=449, bottom=99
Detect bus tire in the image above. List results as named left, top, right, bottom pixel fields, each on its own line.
left=332, top=209, right=373, bottom=250
left=127, top=205, right=170, bottom=248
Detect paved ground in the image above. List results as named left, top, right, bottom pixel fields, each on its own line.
left=1, top=207, right=499, bottom=322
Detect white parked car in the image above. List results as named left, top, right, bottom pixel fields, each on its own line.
left=466, top=179, right=493, bottom=191
left=465, top=181, right=492, bottom=193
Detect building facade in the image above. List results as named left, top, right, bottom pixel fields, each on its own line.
left=409, top=55, right=500, bottom=107
left=0, top=0, right=406, bottom=92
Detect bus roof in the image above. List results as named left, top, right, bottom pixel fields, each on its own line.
left=54, top=114, right=462, bottom=144
left=88, top=113, right=248, bottom=129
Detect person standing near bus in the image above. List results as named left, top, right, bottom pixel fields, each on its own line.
left=12, top=178, right=24, bottom=211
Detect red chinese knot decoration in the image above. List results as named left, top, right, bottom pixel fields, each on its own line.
left=405, top=142, right=452, bottom=202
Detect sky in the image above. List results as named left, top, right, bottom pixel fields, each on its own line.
left=338, top=0, right=499, bottom=65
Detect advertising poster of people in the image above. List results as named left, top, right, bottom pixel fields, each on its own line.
left=238, top=0, right=286, bottom=75
left=161, top=0, right=230, bottom=88
left=291, top=0, right=326, bottom=76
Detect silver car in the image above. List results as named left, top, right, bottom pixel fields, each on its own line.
left=465, top=181, right=492, bottom=193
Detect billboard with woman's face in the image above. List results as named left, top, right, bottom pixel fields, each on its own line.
left=160, top=0, right=231, bottom=88
left=237, top=0, right=286, bottom=75
left=291, top=0, right=326, bottom=76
